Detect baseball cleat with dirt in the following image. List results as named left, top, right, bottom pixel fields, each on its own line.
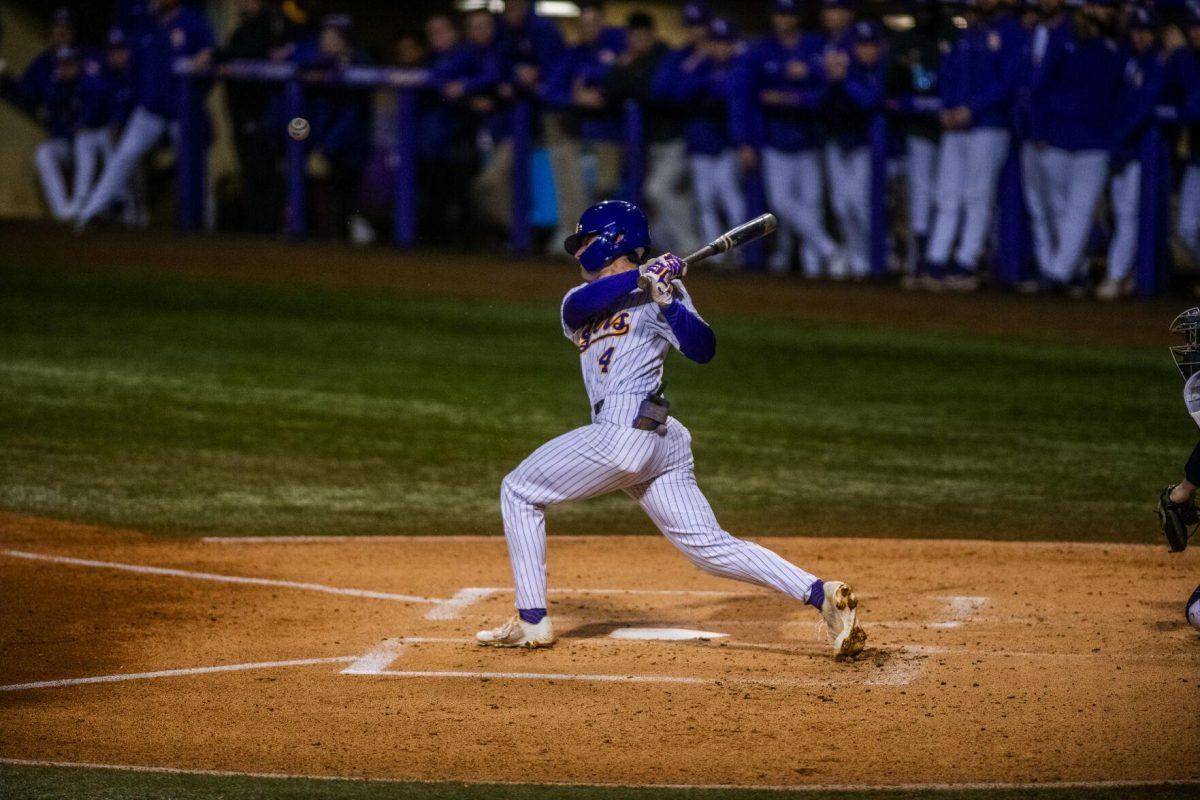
left=820, top=580, right=867, bottom=659
left=475, top=615, right=556, bottom=648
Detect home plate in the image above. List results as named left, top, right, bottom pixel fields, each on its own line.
left=608, top=627, right=729, bottom=641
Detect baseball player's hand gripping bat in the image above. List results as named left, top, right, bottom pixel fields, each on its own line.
left=677, top=213, right=778, bottom=275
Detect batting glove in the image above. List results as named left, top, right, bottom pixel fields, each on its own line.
left=638, top=253, right=683, bottom=307
left=643, top=252, right=685, bottom=281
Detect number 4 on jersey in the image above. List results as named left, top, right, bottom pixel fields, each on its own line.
left=598, top=346, right=615, bottom=374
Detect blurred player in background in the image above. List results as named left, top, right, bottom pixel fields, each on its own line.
left=1099, top=7, right=1165, bottom=300
left=218, top=0, right=290, bottom=235
left=544, top=0, right=625, bottom=250
left=71, top=29, right=139, bottom=225
left=644, top=2, right=708, bottom=253
left=819, top=0, right=857, bottom=279
left=605, top=10, right=691, bottom=251
left=33, top=46, right=84, bottom=222
left=0, top=7, right=75, bottom=114
left=822, top=20, right=887, bottom=279
left=417, top=13, right=483, bottom=246
left=887, top=0, right=941, bottom=282
left=676, top=17, right=745, bottom=265
left=1020, top=0, right=1067, bottom=280
left=0, top=9, right=79, bottom=221
left=1175, top=5, right=1200, bottom=265
left=1031, top=0, right=1123, bottom=292
left=739, top=0, right=842, bottom=278
left=926, top=0, right=1023, bottom=291
left=75, top=0, right=215, bottom=230
left=299, top=14, right=372, bottom=241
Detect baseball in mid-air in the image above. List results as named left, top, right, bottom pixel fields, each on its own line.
left=288, top=117, right=310, bottom=141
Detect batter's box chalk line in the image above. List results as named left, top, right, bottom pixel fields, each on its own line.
left=339, top=636, right=935, bottom=687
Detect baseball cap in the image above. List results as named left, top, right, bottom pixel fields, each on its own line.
left=682, top=1, right=711, bottom=26
left=106, top=27, right=128, bottom=48
left=773, top=0, right=802, bottom=15
left=708, top=16, right=739, bottom=42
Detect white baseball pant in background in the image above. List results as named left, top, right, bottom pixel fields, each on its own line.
left=689, top=151, right=746, bottom=264
left=905, top=134, right=936, bottom=240
left=1021, top=142, right=1055, bottom=273
left=1105, top=160, right=1141, bottom=283
left=1180, top=164, right=1200, bottom=265
left=763, top=146, right=838, bottom=276
left=645, top=139, right=699, bottom=253
left=35, top=138, right=74, bottom=222
left=500, top=395, right=820, bottom=612
left=1040, top=148, right=1109, bottom=283
left=824, top=142, right=871, bottom=278
left=768, top=221, right=798, bottom=273
left=75, top=107, right=170, bottom=225
left=926, top=127, right=1010, bottom=271
left=70, top=128, right=138, bottom=223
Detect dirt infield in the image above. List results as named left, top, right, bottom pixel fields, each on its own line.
left=0, top=511, right=1196, bottom=789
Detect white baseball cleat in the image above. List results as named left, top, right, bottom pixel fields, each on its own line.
left=475, top=615, right=556, bottom=648
left=819, top=580, right=867, bottom=659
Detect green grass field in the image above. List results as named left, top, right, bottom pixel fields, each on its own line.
left=1, top=764, right=1196, bottom=800
left=0, top=263, right=1185, bottom=541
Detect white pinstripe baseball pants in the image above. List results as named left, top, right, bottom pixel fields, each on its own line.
left=500, top=395, right=820, bottom=611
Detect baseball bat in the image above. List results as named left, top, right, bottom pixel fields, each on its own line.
left=679, top=213, right=778, bottom=275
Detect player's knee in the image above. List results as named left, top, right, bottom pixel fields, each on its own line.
left=500, top=470, right=535, bottom=510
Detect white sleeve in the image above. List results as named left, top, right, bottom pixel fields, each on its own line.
left=560, top=284, right=587, bottom=340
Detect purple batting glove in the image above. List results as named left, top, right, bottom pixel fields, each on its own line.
left=645, top=252, right=685, bottom=280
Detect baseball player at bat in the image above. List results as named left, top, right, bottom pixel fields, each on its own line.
left=476, top=200, right=867, bottom=659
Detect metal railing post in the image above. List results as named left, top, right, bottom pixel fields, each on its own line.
left=509, top=100, right=534, bottom=255
left=284, top=79, right=306, bottom=240
left=393, top=88, right=417, bottom=247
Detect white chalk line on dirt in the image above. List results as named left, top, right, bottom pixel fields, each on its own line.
left=0, top=657, right=357, bottom=692
left=0, top=549, right=441, bottom=604
left=3, top=758, right=1196, bottom=793
left=202, top=535, right=620, bottom=543
left=423, top=585, right=759, bottom=620
left=342, top=637, right=932, bottom=687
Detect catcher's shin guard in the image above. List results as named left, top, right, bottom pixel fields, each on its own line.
left=1158, top=485, right=1198, bottom=552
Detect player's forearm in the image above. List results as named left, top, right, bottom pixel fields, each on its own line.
left=562, top=270, right=640, bottom=330
left=662, top=302, right=716, bottom=364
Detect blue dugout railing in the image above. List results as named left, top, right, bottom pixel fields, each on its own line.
left=176, top=59, right=1183, bottom=296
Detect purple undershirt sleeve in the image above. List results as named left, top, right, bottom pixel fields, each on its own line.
left=561, top=270, right=640, bottom=331
left=662, top=301, right=716, bottom=364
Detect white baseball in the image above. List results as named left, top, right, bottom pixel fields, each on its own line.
left=288, top=117, right=310, bottom=141
left=1188, top=592, right=1200, bottom=632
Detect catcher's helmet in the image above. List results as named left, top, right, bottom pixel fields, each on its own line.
left=1171, top=307, right=1200, bottom=379
left=563, top=200, right=651, bottom=273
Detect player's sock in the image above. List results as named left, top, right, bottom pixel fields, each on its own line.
left=519, top=608, right=547, bottom=624
left=806, top=580, right=825, bottom=610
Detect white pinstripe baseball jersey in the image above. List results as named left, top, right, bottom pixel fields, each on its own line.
left=561, top=280, right=701, bottom=411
